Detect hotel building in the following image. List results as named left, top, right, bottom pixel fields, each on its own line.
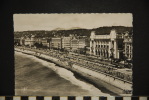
left=41, top=38, right=51, bottom=47
left=51, top=38, right=62, bottom=49
left=62, top=37, right=72, bottom=50
left=70, top=37, right=89, bottom=52
left=90, top=29, right=125, bottom=59
left=123, top=32, right=133, bottom=60
left=24, top=35, right=36, bottom=47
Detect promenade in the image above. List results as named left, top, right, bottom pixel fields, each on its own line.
left=16, top=46, right=132, bottom=83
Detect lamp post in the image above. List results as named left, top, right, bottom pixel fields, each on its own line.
left=110, top=48, right=114, bottom=64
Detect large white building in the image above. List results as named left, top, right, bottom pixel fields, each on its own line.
left=30, top=35, right=36, bottom=46
left=123, top=32, right=133, bottom=60
left=41, top=38, right=50, bottom=47
left=24, top=37, right=31, bottom=46
left=70, top=38, right=79, bottom=51
left=24, top=35, right=36, bottom=47
left=70, top=37, right=89, bottom=52
left=62, top=37, right=72, bottom=50
left=51, top=38, right=62, bottom=49
left=90, top=29, right=124, bottom=59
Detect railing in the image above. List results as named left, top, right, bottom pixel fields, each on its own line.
left=15, top=46, right=132, bottom=83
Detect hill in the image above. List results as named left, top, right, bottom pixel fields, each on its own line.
left=14, top=26, right=132, bottom=38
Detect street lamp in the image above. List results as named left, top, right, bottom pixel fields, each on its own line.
left=110, top=48, right=114, bottom=64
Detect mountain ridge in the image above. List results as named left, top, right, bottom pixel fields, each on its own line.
left=14, top=26, right=133, bottom=38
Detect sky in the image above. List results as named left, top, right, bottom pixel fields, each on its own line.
left=13, top=13, right=133, bottom=31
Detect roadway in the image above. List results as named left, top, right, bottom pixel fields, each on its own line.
left=17, top=46, right=132, bottom=80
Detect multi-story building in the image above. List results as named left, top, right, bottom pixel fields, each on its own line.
left=14, top=38, right=20, bottom=45
left=24, top=35, right=36, bottom=47
left=24, top=37, right=31, bottom=46
left=123, top=32, right=133, bottom=60
left=62, top=37, right=72, bottom=50
left=41, top=38, right=50, bottom=48
left=34, top=38, right=42, bottom=44
left=70, top=38, right=79, bottom=51
left=30, top=35, right=36, bottom=46
left=90, top=29, right=124, bottom=59
left=20, top=37, right=25, bottom=46
left=51, top=38, right=62, bottom=49
left=70, top=37, right=89, bottom=53
left=78, top=39, right=87, bottom=48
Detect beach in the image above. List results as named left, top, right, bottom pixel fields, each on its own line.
left=15, top=51, right=111, bottom=96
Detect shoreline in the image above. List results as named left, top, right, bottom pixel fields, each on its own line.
left=34, top=55, right=118, bottom=96
left=15, top=47, right=132, bottom=96
left=15, top=51, right=112, bottom=96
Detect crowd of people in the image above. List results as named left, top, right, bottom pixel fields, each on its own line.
left=17, top=46, right=132, bottom=83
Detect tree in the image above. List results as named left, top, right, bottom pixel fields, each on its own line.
left=122, top=55, right=128, bottom=67
left=34, top=42, right=43, bottom=48
left=39, top=43, right=43, bottom=48
left=83, top=46, right=87, bottom=55
left=34, top=42, right=40, bottom=48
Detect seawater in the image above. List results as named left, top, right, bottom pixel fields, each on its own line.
left=15, top=51, right=110, bottom=96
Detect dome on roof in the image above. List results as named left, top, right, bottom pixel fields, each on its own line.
left=91, top=31, right=95, bottom=36
left=90, top=31, right=96, bottom=40
left=110, top=29, right=117, bottom=40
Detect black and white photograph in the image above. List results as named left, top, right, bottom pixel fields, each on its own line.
left=14, top=13, right=133, bottom=96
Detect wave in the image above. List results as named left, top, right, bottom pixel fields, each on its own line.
left=15, top=51, right=110, bottom=96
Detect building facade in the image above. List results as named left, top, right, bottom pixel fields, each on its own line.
left=24, top=37, right=31, bottom=46
left=62, top=37, right=72, bottom=50
left=20, top=37, right=25, bottom=46
left=70, top=38, right=79, bottom=51
left=24, top=35, right=36, bottom=47
left=51, top=38, right=62, bottom=49
left=70, top=37, right=89, bottom=53
left=30, top=35, right=36, bottom=46
left=78, top=38, right=87, bottom=48
left=41, top=38, right=50, bottom=47
left=123, top=32, right=133, bottom=60
left=90, top=30, right=125, bottom=59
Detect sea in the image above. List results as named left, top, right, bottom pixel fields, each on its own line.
left=15, top=51, right=111, bottom=96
